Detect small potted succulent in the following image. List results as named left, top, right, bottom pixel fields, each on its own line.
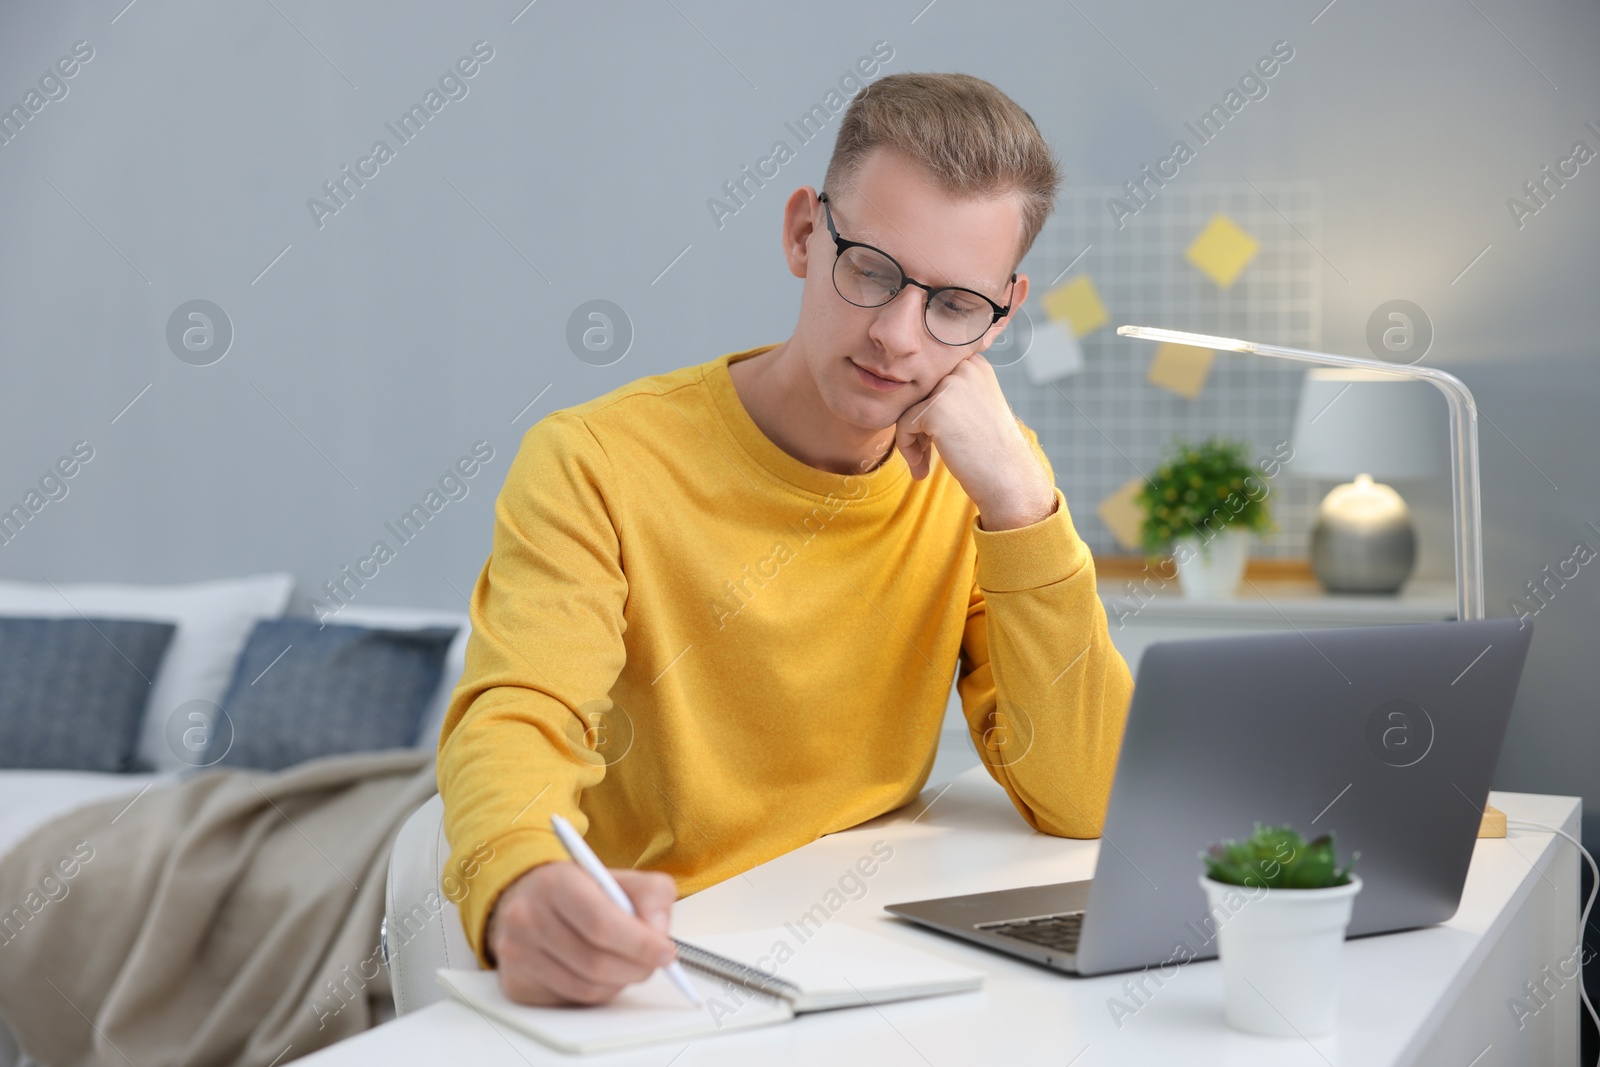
left=1199, top=824, right=1361, bottom=1037
left=1138, top=438, right=1275, bottom=599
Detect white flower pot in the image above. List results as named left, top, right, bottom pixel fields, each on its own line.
left=1172, top=530, right=1251, bottom=599
left=1199, top=872, right=1363, bottom=1037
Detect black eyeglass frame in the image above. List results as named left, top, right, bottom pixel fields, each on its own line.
left=817, top=190, right=1016, bottom=347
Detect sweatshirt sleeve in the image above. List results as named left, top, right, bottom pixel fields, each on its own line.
left=436, top=412, right=630, bottom=968
left=956, top=421, right=1134, bottom=838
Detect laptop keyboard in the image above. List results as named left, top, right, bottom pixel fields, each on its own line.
left=976, top=911, right=1085, bottom=954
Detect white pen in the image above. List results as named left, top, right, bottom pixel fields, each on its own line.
left=548, top=813, right=701, bottom=1007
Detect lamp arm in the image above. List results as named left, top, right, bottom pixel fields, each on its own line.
left=1116, top=325, right=1483, bottom=621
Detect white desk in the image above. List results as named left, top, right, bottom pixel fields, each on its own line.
left=302, top=769, right=1581, bottom=1066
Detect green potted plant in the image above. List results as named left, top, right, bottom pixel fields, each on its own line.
left=1137, top=438, right=1275, bottom=599
left=1199, top=823, right=1362, bottom=1037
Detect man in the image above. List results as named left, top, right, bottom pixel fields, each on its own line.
left=437, top=71, right=1133, bottom=1006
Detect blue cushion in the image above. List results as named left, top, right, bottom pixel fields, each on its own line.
left=0, top=617, right=178, bottom=772
left=206, top=618, right=457, bottom=770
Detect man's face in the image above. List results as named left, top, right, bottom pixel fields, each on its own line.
left=794, top=148, right=1028, bottom=433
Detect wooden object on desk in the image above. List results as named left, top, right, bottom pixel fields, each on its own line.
left=1479, top=803, right=1506, bottom=838
left=1094, top=553, right=1316, bottom=583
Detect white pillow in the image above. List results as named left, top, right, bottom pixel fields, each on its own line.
left=0, top=574, right=295, bottom=772
left=312, top=605, right=470, bottom=754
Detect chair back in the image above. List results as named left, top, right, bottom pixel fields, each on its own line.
left=383, top=793, right=475, bottom=1015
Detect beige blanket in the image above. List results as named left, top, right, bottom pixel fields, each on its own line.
left=0, top=748, right=438, bottom=1067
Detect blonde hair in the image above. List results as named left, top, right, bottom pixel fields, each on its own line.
left=823, top=72, right=1062, bottom=267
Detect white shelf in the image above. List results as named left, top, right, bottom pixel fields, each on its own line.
left=1097, top=577, right=1457, bottom=626
left=1094, top=576, right=1458, bottom=677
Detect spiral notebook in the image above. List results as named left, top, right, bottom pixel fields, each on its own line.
left=435, top=923, right=985, bottom=1054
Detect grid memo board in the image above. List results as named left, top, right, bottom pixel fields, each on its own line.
left=1000, top=180, right=1324, bottom=559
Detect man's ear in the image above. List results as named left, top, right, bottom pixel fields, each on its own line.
left=779, top=187, right=820, bottom=281
left=978, top=272, right=1031, bottom=353
left=1005, top=273, right=1031, bottom=322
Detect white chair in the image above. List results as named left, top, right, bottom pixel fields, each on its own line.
left=382, top=794, right=475, bottom=1015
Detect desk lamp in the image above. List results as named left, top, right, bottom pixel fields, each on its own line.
left=1118, top=325, right=1499, bottom=836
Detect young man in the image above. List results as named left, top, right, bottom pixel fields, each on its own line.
left=436, top=72, right=1133, bottom=1006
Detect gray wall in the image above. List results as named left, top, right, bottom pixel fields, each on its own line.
left=1, top=0, right=1595, bottom=872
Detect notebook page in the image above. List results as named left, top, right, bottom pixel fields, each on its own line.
left=435, top=967, right=793, bottom=1054
left=684, top=924, right=985, bottom=1013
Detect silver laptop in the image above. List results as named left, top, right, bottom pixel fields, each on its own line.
left=885, top=617, right=1534, bottom=977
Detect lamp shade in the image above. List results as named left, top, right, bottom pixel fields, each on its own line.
left=1290, top=369, right=1444, bottom=481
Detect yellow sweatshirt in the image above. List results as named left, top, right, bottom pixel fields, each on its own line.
left=436, top=344, right=1133, bottom=967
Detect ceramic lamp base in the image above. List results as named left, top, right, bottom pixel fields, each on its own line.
left=1310, top=474, right=1417, bottom=593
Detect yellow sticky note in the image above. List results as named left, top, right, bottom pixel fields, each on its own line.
left=1040, top=274, right=1109, bottom=337
left=1185, top=214, right=1259, bottom=288
left=1097, top=475, right=1147, bottom=551
left=1146, top=342, right=1216, bottom=399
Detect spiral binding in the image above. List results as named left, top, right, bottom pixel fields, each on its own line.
left=671, top=938, right=803, bottom=1002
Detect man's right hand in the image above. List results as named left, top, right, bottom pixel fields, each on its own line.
left=485, top=860, right=680, bottom=1006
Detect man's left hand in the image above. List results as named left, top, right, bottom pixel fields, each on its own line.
left=893, top=352, right=1058, bottom=531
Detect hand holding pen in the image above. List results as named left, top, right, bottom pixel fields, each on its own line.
left=485, top=815, right=695, bottom=1007
left=548, top=814, right=701, bottom=1005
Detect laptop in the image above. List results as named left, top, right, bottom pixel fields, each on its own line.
left=884, top=617, right=1533, bottom=977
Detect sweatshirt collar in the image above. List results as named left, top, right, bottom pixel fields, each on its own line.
left=705, top=345, right=911, bottom=502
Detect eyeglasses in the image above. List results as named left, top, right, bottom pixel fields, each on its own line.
left=818, top=190, right=1015, bottom=348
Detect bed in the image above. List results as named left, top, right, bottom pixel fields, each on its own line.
left=0, top=574, right=468, bottom=1067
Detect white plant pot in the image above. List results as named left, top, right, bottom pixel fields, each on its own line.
left=1199, top=873, right=1362, bottom=1036
left=1172, top=530, right=1251, bottom=599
